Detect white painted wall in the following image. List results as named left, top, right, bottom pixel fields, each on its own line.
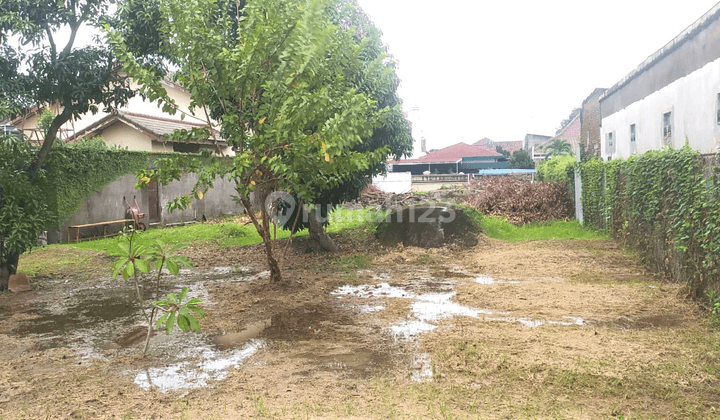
left=602, top=58, right=720, bottom=159
left=372, top=172, right=412, bottom=194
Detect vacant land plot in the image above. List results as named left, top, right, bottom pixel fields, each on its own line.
left=1, top=229, right=718, bottom=419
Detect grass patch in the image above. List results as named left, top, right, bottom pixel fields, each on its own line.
left=20, top=208, right=386, bottom=274
left=480, top=216, right=607, bottom=241
left=64, top=207, right=386, bottom=256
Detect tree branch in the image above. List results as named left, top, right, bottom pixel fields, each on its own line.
left=29, top=107, right=73, bottom=181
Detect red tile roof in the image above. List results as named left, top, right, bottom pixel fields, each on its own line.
left=538, top=114, right=581, bottom=153
left=473, top=137, right=492, bottom=146
left=390, top=142, right=503, bottom=164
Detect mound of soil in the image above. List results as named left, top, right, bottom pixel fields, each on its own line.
left=375, top=205, right=480, bottom=248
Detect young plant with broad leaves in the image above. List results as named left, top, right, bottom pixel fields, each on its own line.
left=108, top=0, right=396, bottom=284
left=112, top=228, right=198, bottom=355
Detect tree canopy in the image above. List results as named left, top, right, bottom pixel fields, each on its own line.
left=0, top=0, right=135, bottom=289
left=509, top=149, right=535, bottom=170
left=110, top=0, right=402, bottom=283
left=546, top=138, right=573, bottom=158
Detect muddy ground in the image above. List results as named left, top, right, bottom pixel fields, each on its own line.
left=1, top=231, right=719, bottom=419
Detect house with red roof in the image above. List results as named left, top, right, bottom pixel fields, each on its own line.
left=388, top=142, right=507, bottom=174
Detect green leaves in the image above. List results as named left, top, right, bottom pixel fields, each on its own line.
left=154, top=287, right=205, bottom=334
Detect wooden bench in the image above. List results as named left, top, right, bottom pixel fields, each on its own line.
left=68, top=219, right=137, bottom=243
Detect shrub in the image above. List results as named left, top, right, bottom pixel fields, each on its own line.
left=537, top=155, right=576, bottom=183
left=463, top=177, right=573, bottom=225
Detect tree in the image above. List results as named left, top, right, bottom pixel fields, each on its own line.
left=509, top=149, right=535, bottom=169
left=110, top=0, right=394, bottom=283
left=495, top=145, right=510, bottom=158
left=279, top=0, right=412, bottom=252
left=0, top=0, right=135, bottom=290
left=546, top=138, right=573, bottom=158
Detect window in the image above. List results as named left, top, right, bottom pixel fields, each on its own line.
left=663, top=111, right=672, bottom=144
left=606, top=131, right=615, bottom=154
left=630, top=124, right=637, bottom=153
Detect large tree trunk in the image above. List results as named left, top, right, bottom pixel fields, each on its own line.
left=308, top=207, right=338, bottom=253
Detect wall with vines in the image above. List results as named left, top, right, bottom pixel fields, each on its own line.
left=40, top=146, right=152, bottom=227
left=573, top=146, right=720, bottom=298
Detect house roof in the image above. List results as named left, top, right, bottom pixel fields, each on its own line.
left=491, top=140, right=523, bottom=153
left=600, top=3, right=720, bottom=102
left=551, top=114, right=581, bottom=146
left=390, top=142, right=503, bottom=164
left=473, top=137, right=492, bottom=146
left=72, top=111, right=224, bottom=144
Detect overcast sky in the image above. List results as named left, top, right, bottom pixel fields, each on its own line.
left=356, top=0, right=720, bottom=153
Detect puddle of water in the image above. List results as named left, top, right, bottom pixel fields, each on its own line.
left=391, top=320, right=437, bottom=339
left=296, top=348, right=392, bottom=378
left=213, top=319, right=271, bottom=350
left=332, top=283, right=413, bottom=299
left=412, top=292, right=491, bottom=322
left=410, top=353, right=433, bottom=382
left=475, top=276, right=495, bottom=285
left=134, top=339, right=265, bottom=392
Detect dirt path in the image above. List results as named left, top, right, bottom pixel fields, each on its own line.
left=1, top=235, right=718, bottom=419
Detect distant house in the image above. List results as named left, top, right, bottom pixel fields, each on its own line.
left=534, top=113, right=581, bottom=161
left=472, top=138, right=523, bottom=154
left=600, top=3, right=720, bottom=159
left=388, top=142, right=507, bottom=174
left=580, top=88, right=606, bottom=158
left=7, top=78, right=232, bottom=155
left=524, top=134, right=553, bottom=162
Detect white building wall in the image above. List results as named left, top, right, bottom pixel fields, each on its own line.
left=372, top=172, right=412, bottom=194
left=602, top=58, right=720, bottom=159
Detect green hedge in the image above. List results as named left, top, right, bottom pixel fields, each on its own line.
left=573, top=146, right=720, bottom=298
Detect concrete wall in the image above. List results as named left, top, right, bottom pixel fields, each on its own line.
left=160, top=174, right=244, bottom=224
left=601, top=58, right=720, bottom=159
left=49, top=172, right=248, bottom=243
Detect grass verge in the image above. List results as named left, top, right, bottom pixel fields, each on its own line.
left=479, top=215, right=607, bottom=241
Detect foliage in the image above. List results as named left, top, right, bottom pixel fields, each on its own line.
left=576, top=145, right=720, bottom=299
left=546, top=138, right=573, bottom=158
left=0, top=0, right=135, bottom=179
left=0, top=0, right=136, bottom=282
left=154, top=287, right=205, bottom=333
left=536, top=155, right=576, bottom=183
left=509, top=149, right=535, bottom=169
left=111, top=228, right=196, bottom=355
left=110, top=0, right=399, bottom=283
left=278, top=0, right=412, bottom=240
left=706, top=289, right=720, bottom=322
left=0, top=136, right=54, bottom=279
left=495, top=145, right=510, bottom=157
left=479, top=216, right=606, bottom=241
left=463, top=177, right=573, bottom=225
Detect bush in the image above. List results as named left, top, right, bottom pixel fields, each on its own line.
left=463, top=177, right=573, bottom=225
left=537, top=155, right=576, bottom=183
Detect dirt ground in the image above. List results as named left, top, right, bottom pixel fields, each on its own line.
left=1, top=231, right=719, bottom=419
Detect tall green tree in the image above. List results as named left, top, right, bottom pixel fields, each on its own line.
left=110, top=0, right=394, bottom=283
left=0, top=0, right=135, bottom=290
left=279, top=0, right=412, bottom=252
